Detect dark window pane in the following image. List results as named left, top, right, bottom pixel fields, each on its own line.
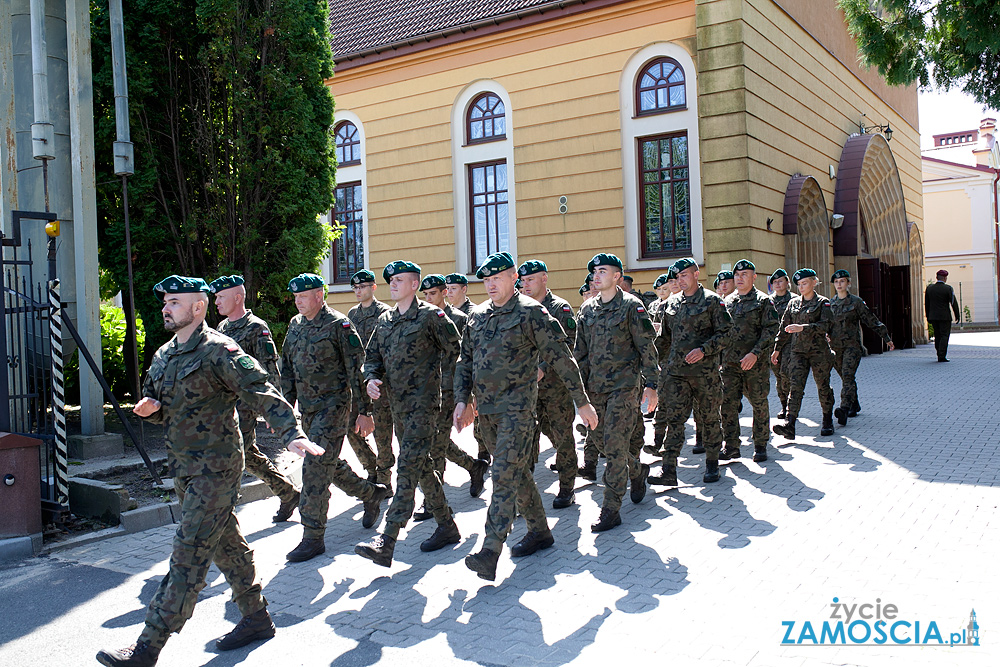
left=469, top=160, right=510, bottom=267
left=636, top=57, right=686, bottom=114
left=467, top=93, right=506, bottom=144
left=638, top=132, right=691, bottom=258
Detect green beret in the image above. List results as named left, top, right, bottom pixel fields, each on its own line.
left=653, top=274, right=670, bottom=288
left=792, top=268, right=818, bottom=284
left=476, top=252, right=515, bottom=279
left=579, top=284, right=588, bottom=296
left=208, top=275, right=244, bottom=294
left=666, top=267, right=678, bottom=281
left=154, top=275, right=212, bottom=302
left=717, top=270, right=734, bottom=281
left=769, top=268, right=788, bottom=283
left=831, top=269, right=851, bottom=281
left=350, top=269, right=376, bottom=287
left=713, top=277, right=720, bottom=289
left=671, top=257, right=697, bottom=274
left=587, top=253, right=623, bottom=273
left=420, top=274, right=446, bottom=291
left=733, top=259, right=755, bottom=272
left=515, top=278, right=523, bottom=289
left=383, top=260, right=421, bottom=283
left=517, top=259, right=547, bottom=276
left=444, top=273, right=468, bottom=286
left=287, top=273, right=325, bottom=293
left=623, top=274, right=634, bottom=283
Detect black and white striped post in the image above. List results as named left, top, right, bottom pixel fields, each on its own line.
left=48, top=278, right=69, bottom=508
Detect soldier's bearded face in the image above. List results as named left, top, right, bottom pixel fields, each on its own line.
left=422, top=286, right=446, bottom=308
left=520, top=273, right=545, bottom=300
left=162, top=295, right=197, bottom=332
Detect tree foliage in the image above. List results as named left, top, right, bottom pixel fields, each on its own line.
left=91, top=0, right=337, bottom=364
left=839, top=0, right=1000, bottom=109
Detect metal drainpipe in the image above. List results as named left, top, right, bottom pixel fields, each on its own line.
left=29, top=0, right=55, bottom=161
left=994, top=168, right=999, bottom=324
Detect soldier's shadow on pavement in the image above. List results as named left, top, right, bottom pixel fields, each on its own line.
left=776, top=432, right=881, bottom=473
left=102, top=576, right=162, bottom=628
left=726, top=447, right=826, bottom=512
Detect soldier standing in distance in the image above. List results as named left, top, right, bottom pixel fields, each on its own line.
left=210, top=275, right=300, bottom=523
left=354, top=262, right=466, bottom=566
left=575, top=253, right=659, bottom=532
left=828, top=269, right=894, bottom=425
left=770, top=268, right=836, bottom=439
left=96, top=276, right=324, bottom=667
left=719, top=260, right=779, bottom=462
left=454, top=252, right=598, bottom=581
left=518, top=259, right=580, bottom=509
left=767, top=268, right=795, bottom=419
left=347, top=270, right=395, bottom=492
left=924, top=268, right=961, bottom=362
left=716, top=270, right=736, bottom=299
left=282, top=274, right=389, bottom=563
left=649, top=258, right=732, bottom=487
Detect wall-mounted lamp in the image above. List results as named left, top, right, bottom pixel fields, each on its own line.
left=859, top=115, right=893, bottom=142
left=830, top=213, right=845, bottom=229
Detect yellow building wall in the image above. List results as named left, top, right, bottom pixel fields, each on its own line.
left=922, top=189, right=973, bottom=254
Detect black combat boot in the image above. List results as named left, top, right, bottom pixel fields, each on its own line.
left=420, top=519, right=461, bottom=552
left=777, top=400, right=787, bottom=420
left=753, top=444, right=768, bottom=462
left=577, top=461, right=597, bottom=481
left=720, top=443, right=742, bottom=460
left=629, top=463, right=649, bottom=503
left=355, top=534, right=396, bottom=567
left=362, top=483, right=390, bottom=529
left=216, top=609, right=275, bottom=651
left=272, top=490, right=300, bottom=523
left=648, top=456, right=678, bottom=486
left=286, top=538, right=325, bottom=562
left=772, top=420, right=796, bottom=439
left=552, top=484, right=575, bottom=509
left=510, top=529, right=555, bottom=557
left=834, top=406, right=848, bottom=426
left=412, top=502, right=432, bottom=522
left=469, top=458, right=489, bottom=497
left=96, top=641, right=159, bottom=667
left=644, top=430, right=664, bottom=456
left=849, top=398, right=861, bottom=417
left=703, top=458, right=720, bottom=483
left=590, top=507, right=622, bottom=533
left=692, top=434, right=706, bottom=455
left=820, top=413, right=835, bottom=436
left=465, top=548, right=501, bottom=580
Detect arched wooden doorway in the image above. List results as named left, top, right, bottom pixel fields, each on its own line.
left=782, top=175, right=831, bottom=293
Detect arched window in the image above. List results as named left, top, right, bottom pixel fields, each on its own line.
left=636, top=57, right=686, bottom=115
left=335, top=121, right=361, bottom=165
left=467, top=93, right=506, bottom=144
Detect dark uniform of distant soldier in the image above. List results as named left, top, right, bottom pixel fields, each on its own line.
left=446, top=272, right=488, bottom=462
left=771, top=268, right=836, bottom=439
left=767, top=268, right=794, bottom=418
left=454, top=252, right=596, bottom=581
left=97, top=276, right=321, bottom=667
left=651, top=257, right=732, bottom=487
left=575, top=254, right=659, bottom=532
left=281, top=274, right=389, bottom=564
left=720, top=260, right=779, bottom=463
left=648, top=270, right=675, bottom=455
left=924, top=268, right=961, bottom=362
left=828, top=269, right=894, bottom=425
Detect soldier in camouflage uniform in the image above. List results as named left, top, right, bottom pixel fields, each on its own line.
left=770, top=268, right=836, bottom=439
left=97, top=276, right=323, bottom=667
left=719, top=260, right=779, bottom=463
left=446, top=272, right=489, bottom=463
left=281, top=274, right=389, bottom=564
left=575, top=254, right=659, bottom=532
left=354, top=262, right=467, bottom=566
left=518, top=259, right=580, bottom=509
left=829, top=269, right=894, bottom=425
left=646, top=270, right=674, bottom=456
left=209, top=275, right=300, bottom=523
left=347, top=270, right=395, bottom=490
left=649, top=258, right=732, bottom=487
left=454, top=252, right=598, bottom=581
left=767, top=268, right=795, bottom=419
left=716, top=270, right=735, bottom=299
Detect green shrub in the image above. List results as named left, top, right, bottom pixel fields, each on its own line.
left=65, top=304, right=145, bottom=404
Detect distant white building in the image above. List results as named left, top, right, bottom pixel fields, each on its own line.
left=921, top=118, right=999, bottom=324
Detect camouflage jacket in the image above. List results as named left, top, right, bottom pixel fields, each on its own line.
left=769, top=291, right=794, bottom=349
left=723, top=288, right=780, bottom=365
left=455, top=292, right=589, bottom=414
left=657, top=285, right=733, bottom=377
left=575, top=287, right=659, bottom=393
left=363, top=299, right=460, bottom=411
left=217, top=309, right=280, bottom=425
left=774, top=294, right=833, bottom=355
left=142, top=321, right=306, bottom=477
left=829, top=293, right=890, bottom=350
left=280, top=305, right=370, bottom=415
left=440, top=304, right=468, bottom=397
left=456, top=297, right=474, bottom=316
left=348, top=299, right=391, bottom=349
left=538, top=290, right=577, bottom=390
left=648, top=298, right=667, bottom=324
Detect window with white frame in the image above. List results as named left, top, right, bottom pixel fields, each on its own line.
left=328, top=114, right=369, bottom=286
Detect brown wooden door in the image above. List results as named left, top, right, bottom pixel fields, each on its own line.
left=857, top=258, right=884, bottom=354
left=888, top=265, right=913, bottom=349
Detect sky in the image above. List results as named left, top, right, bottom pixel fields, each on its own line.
left=918, top=87, right=999, bottom=150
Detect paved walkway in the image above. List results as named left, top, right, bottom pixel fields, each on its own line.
left=1, top=334, right=997, bottom=666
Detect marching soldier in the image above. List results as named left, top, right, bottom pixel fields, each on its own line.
left=210, top=275, right=300, bottom=522
left=770, top=269, right=836, bottom=439
left=454, top=252, right=597, bottom=581
left=768, top=268, right=795, bottom=418
left=719, top=260, right=779, bottom=462
left=715, top=270, right=736, bottom=299
left=829, top=269, right=894, bottom=425
left=646, top=269, right=675, bottom=457
left=97, top=276, right=323, bottom=667
left=282, top=274, right=390, bottom=563
left=445, top=273, right=475, bottom=315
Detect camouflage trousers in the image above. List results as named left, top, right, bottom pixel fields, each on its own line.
left=384, top=406, right=451, bottom=537
left=533, top=381, right=577, bottom=490
left=589, top=387, right=641, bottom=513
left=140, top=467, right=264, bottom=649
left=661, top=372, right=723, bottom=460
left=478, top=409, right=548, bottom=552
left=655, top=389, right=704, bottom=449
left=347, top=397, right=395, bottom=486
left=771, top=343, right=792, bottom=409
left=238, top=411, right=298, bottom=504
left=832, top=345, right=863, bottom=410
left=784, top=346, right=835, bottom=420
left=721, top=360, right=771, bottom=447
left=434, top=390, right=477, bottom=475
left=299, top=405, right=380, bottom=540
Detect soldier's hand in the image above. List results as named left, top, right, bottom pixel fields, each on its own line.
left=366, top=379, right=383, bottom=400
left=785, top=324, right=805, bottom=334
left=740, top=352, right=758, bottom=370
left=537, top=368, right=545, bottom=382
left=887, top=341, right=895, bottom=351
left=684, top=347, right=705, bottom=364
left=453, top=402, right=474, bottom=432
left=355, top=414, right=375, bottom=437
left=133, top=397, right=161, bottom=417
left=770, top=350, right=780, bottom=365
left=288, top=438, right=324, bottom=457
left=641, top=387, right=658, bottom=413
left=577, top=404, right=599, bottom=430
